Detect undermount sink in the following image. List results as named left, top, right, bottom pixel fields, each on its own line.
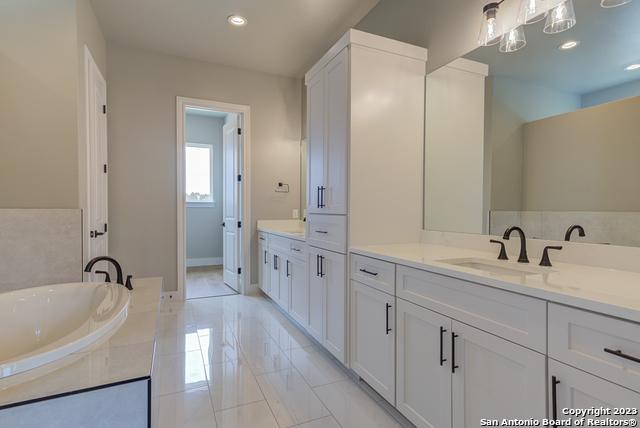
left=438, top=257, right=550, bottom=277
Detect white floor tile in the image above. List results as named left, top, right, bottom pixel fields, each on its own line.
left=239, top=335, right=291, bottom=375
left=215, top=401, right=279, bottom=428
left=206, top=358, right=264, bottom=411
left=293, top=416, right=342, bottom=428
left=256, top=367, right=330, bottom=427
left=153, top=350, right=208, bottom=396
left=314, top=380, right=402, bottom=428
left=155, top=327, right=201, bottom=356
left=198, top=327, right=242, bottom=365
left=154, top=387, right=217, bottom=428
left=287, top=346, right=346, bottom=387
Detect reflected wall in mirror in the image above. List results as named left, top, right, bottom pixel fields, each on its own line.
left=424, top=0, right=640, bottom=247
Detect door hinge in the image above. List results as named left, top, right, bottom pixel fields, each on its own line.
left=103, top=164, right=107, bottom=173
left=237, top=267, right=242, bottom=275
left=237, top=174, right=242, bottom=182
left=237, top=221, right=242, bottom=228
left=237, top=128, right=242, bottom=135
left=103, top=105, right=106, bottom=114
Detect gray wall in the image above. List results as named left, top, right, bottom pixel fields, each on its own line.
left=185, top=114, right=224, bottom=262
left=107, top=44, right=302, bottom=291
left=523, top=96, right=640, bottom=211
left=0, top=0, right=79, bottom=208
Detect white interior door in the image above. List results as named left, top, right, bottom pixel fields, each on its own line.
left=86, top=50, right=108, bottom=278
left=222, top=118, right=241, bottom=291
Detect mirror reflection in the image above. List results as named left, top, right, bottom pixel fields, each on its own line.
left=425, top=0, right=640, bottom=247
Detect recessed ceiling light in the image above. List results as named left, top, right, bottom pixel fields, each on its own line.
left=558, top=40, right=579, bottom=50
left=227, top=15, right=247, bottom=27
left=625, top=64, right=640, bottom=71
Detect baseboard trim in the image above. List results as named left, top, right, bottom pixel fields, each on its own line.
left=186, top=257, right=222, bottom=267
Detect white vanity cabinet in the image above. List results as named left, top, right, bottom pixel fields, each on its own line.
left=306, top=48, right=348, bottom=215
left=350, top=280, right=396, bottom=404
left=394, top=282, right=545, bottom=428
left=450, top=321, right=546, bottom=427
left=307, top=246, right=347, bottom=363
left=288, top=248, right=308, bottom=327
left=548, top=360, right=640, bottom=423
left=257, top=233, right=270, bottom=296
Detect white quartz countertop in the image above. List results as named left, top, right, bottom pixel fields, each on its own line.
left=257, top=219, right=306, bottom=242
left=350, top=243, right=640, bottom=323
left=0, top=277, right=162, bottom=408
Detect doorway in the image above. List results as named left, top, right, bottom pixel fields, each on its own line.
left=177, top=97, right=251, bottom=300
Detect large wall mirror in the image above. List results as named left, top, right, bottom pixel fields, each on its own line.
left=424, top=0, right=640, bottom=247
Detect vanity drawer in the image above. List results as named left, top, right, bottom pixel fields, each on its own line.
left=288, top=240, right=307, bottom=261
left=549, top=303, right=640, bottom=393
left=396, top=266, right=547, bottom=352
left=306, top=214, right=346, bottom=253
left=350, top=254, right=395, bottom=295
left=268, top=235, right=292, bottom=256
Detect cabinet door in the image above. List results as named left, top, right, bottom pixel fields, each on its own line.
left=289, top=257, right=309, bottom=327
left=549, top=359, right=640, bottom=424
left=258, top=239, right=270, bottom=295
left=306, top=69, right=325, bottom=214
left=323, top=48, right=349, bottom=215
left=278, top=258, right=290, bottom=312
left=396, top=299, right=452, bottom=428
left=307, top=250, right=325, bottom=343
left=270, top=252, right=281, bottom=303
left=451, top=321, right=546, bottom=428
left=350, top=280, right=395, bottom=404
left=322, top=249, right=346, bottom=363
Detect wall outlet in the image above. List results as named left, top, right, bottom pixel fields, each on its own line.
left=292, top=209, right=299, bottom=219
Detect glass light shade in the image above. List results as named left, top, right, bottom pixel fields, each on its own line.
left=478, top=3, right=502, bottom=46
left=499, top=26, right=527, bottom=53
left=518, top=0, right=548, bottom=24
left=544, top=0, right=576, bottom=34
left=600, top=0, right=632, bottom=7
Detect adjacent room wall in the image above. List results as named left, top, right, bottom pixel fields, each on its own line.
left=185, top=114, right=224, bottom=266
left=0, top=0, right=79, bottom=208
left=522, top=96, right=640, bottom=211
left=107, top=44, right=302, bottom=291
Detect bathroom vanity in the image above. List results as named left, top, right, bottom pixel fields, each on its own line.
left=348, top=243, right=640, bottom=427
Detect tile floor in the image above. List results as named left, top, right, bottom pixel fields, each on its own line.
left=186, top=266, right=238, bottom=299
left=153, top=293, right=410, bottom=428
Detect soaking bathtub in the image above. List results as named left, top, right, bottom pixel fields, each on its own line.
left=0, top=282, right=130, bottom=380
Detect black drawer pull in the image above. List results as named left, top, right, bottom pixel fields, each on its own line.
left=259, top=237, right=265, bottom=241
left=604, top=348, right=640, bottom=364
left=292, top=247, right=301, bottom=252
left=451, top=332, right=459, bottom=373
left=385, top=303, right=392, bottom=334
left=359, top=268, right=378, bottom=276
left=315, top=230, right=328, bottom=234
left=439, top=326, right=447, bottom=366
left=551, top=376, right=560, bottom=420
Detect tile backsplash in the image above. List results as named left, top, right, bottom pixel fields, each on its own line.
left=0, top=209, right=82, bottom=292
left=490, top=211, right=640, bottom=248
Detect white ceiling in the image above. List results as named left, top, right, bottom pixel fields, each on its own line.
left=91, top=0, right=379, bottom=77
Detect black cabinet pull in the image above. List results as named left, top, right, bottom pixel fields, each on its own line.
left=359, top=268, right=378, bottom=276
left=319, top=255, right=325, bottom=277
left=319, top=186, right=326, bottom=208
left=604, top=348, right=640, bottom=364
left=316, top=254, right=320, bottom=277
left=316, top=186, right=320, bottom=208
left=273, top=255, right=278, bottom=270
left=551, top=376, right=560, bottom=420
left=286, top=260, right=290, bottom=277
left=264, top=250, right=267, bottom=264
left=451, top=332, right=459, bottom=373
left=439, top=327, right=447, bottom=366
left=385, top=303, right=392, bottom=334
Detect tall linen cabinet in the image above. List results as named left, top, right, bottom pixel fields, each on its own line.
left=305, top=30, right=427, bottom=365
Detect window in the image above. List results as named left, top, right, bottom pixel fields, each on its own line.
left=185, top=143, right=214, bottom=206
